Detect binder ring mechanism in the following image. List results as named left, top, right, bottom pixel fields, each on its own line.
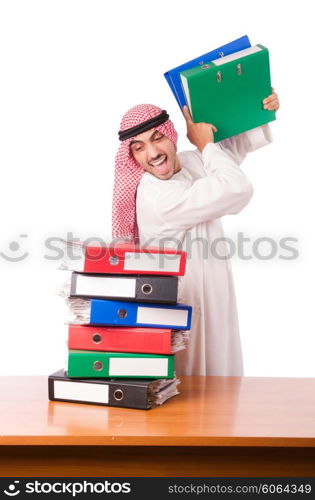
left=216, top=59, right=242, bottom=83
left=199, top=60, right=211, bottom=70
left=216, top=53, right=224, bottom=80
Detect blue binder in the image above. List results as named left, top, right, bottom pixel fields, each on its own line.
left=164, top=35, right=251, bottom=110
left=85, top=299, right=192, bottom=330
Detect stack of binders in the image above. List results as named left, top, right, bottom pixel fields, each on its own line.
left=49, top=240, right=192, bottom=410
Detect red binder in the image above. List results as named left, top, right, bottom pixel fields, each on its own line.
left=61, top=240, right=187, bottom=276
left=68, top=325, right=182, bottom=355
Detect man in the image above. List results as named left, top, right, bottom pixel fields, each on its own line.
left=112, top=93, right=279, bottom=375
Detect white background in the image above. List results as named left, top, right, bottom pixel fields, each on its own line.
left=0, top=0, right=314, bottom=376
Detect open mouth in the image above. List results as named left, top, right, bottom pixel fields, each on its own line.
left=149, top=155, right=168, bottom=173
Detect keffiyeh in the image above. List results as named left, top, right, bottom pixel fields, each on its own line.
left=112, top=104, right=178, bottom=241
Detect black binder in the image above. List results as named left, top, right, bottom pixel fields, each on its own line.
left=48, top=370, right=180, bottom=410
left=70, top=272, right=178, bottom=304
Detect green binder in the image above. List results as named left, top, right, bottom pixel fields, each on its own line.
left=67, top=350, right=175, bottom=379
left=180, top=44, right=276, bottom=142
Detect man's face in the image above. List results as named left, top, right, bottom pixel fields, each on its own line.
left=130, top=129, right=181, bottom=180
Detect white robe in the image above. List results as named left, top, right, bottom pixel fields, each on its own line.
left=136, top=125, right=272, bottom=375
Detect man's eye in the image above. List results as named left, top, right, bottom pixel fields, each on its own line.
left=154, top=135, right=163, bottom=141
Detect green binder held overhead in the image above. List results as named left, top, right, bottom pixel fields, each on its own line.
left=180, top=44, right=276, bottom=142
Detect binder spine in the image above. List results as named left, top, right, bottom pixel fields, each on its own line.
left=48, top=376, right=150, bottom=409
left=70, top=273, right=178, bottom=304
left=108, top=383, right=149, bottom=409
left=135, top=275, right=178, bottom=303
left=67, top=351, right=174, bottom=379
left=83, top=246, right=186, bottom=276
left=68, top=325, right=172, bottom=354
left=89, top=300, right=191, bottom=330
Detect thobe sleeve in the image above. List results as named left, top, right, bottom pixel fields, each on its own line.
left=219, top=124, right=273, bottom=165
left=154, top=143, right=253, bottom=232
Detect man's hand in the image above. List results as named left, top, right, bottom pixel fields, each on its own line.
left=263, top=88, right=280, bottom=111
left=183, top=105, right=217, bottom=152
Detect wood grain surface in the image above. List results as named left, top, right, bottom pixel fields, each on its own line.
left=0, top=376, right=315, bottom=447
left=1, top=376, right=315, bottom=476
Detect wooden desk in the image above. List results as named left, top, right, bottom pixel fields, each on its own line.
left=1, top=376, right=315, bottom=477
